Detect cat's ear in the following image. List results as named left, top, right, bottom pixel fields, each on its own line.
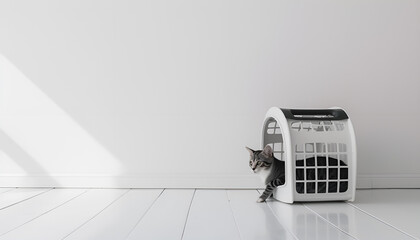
left=245, top=146, right=254, bottom=155
left=262, top=145, right=273, bottom=158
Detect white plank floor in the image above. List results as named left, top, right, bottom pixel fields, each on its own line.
left=0, top=188, right=419, bottom=240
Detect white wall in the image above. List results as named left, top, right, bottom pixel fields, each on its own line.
left=0, top=0, right=419, bottom=188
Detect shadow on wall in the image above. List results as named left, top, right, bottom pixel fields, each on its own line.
left=0, top=129, right=58, bottom=185
left=0, top=54, right=124, bottom=187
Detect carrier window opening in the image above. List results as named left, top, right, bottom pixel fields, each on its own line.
left=295, top=142, right=349, bottom=194
left=264, top=118, right=285, bottom=160
left=264, top=118, right=286, bottom=187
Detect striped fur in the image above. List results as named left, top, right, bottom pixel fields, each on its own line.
left=246, top=145, right=285, bottom=202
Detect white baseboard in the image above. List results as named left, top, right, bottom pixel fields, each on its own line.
left=357, top=174, right=420, bottom=189
left=1, top=174, right=420, bottom=189
left=0, top=174, right=265, bottom=189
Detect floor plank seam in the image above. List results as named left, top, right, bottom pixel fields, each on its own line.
left=225, top=190, right=243, bottom=240
left=302, top=204, right=359, bottom=240
left=346, top=202, right=419, bottom=240
left=0, top=188, right=53, bottom=211
left=61, top=189, right=131, bottom=240
left=256, top=189, right=300, bottom=240
left=123, top=188, right=165, bottom=240
left=0, top=189, right=89, bottom=237
left=180, top=189, right=196, bottom=240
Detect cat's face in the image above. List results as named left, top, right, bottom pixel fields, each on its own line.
left=246, top=145, right=273, bottom=173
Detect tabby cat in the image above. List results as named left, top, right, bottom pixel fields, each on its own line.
left=246, top=145, right=285, bottom=202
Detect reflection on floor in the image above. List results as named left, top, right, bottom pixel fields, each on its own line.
left=0, top=188, right=418, bottom=240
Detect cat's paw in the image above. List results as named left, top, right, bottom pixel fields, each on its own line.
left=257, top=197, right=265, bottom=203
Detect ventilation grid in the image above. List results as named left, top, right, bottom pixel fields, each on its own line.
left=291, top=121, right=345, bottom=132
left=295, top=143, right=348, bottom=194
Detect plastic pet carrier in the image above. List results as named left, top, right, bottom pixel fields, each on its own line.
left=262, top=107, right=356, bottom=203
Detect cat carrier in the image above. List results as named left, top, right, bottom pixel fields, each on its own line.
left=262, top=107, right=356, bottom=203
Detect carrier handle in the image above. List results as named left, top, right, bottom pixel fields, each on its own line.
left=281, top=108, right=349, bottom=120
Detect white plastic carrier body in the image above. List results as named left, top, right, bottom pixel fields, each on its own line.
left=262, top=107, right=357, bottom=203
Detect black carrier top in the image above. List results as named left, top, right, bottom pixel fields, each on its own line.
left=281, top=108, right=349, bottom=121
